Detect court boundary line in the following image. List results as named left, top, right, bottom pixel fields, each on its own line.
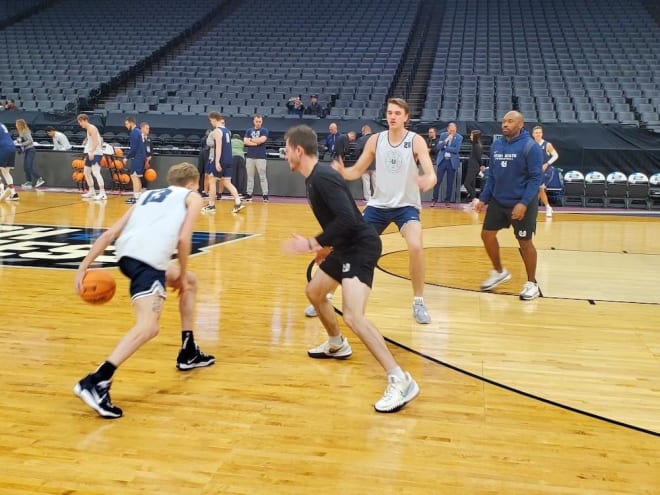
left=306, top=260, right=659, bottom=438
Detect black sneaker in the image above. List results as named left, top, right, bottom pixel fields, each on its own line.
left=176, top=346, right=216, bottom=370
left=243, top=194, right=252, bottom=202
left=201, top=192, right=209, bottom=199
left=125, top=198, right=137, bottom=204
left=262, top=195, right=269, bottom=203
left=73, top=375, right=123, bottom=419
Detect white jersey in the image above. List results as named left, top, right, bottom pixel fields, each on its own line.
left=83, top=126, right=103, bottom=156
left=368, top=130, right=421, bottom=210
left=115, top=186, right=190, bottom=270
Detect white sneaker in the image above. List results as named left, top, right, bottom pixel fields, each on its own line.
left=412, top=300, right=431, bottom=324
left=546, top=206, right=553, bottom=218
left=307, top=336, right=352, bottom=359
left=93, top=193, right=107, bottom=201
left=303, top=293, right=333, bottom=318
left=304, top=304, right=318, bottom=317
left=0, top=186, right=6, bottom=201
left=374, top=372, right=420, bottom=413
left=480, top=268, right=511, bottom=291
left=81, top=191, right=95, bottom=199
left=519, top=281, right=540, bottom=300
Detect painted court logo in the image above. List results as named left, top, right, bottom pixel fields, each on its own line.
left=0, top=224, right=254, bottom=269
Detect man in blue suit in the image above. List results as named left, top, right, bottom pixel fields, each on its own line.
left=431, top=122, right=463, bottom=207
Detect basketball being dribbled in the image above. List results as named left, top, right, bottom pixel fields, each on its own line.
left=80, top=270, right=116, bottom=305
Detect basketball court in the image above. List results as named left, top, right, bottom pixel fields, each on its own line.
left=0, top=190, right=658, bottom=494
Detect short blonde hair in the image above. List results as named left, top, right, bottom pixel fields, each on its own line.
left=387, top=98, right=409, bottom=115
left=167, top=162, right=199, bottom=186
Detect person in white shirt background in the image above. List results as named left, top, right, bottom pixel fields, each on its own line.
left=46, top=126, right=72, bottom=151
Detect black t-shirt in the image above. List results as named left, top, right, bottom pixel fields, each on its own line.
left=468, top=142, right=483, bottom=167
left=333, top=134, right=350, bottom=160
left=427, top=136, right=440, bottom=161
left=355, top=133, right=374, bottom=170
left=306, top=162, right=378, bottom=251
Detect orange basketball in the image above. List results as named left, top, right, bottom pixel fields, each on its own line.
left=120, top=173, right=130, bottom=184
left=114, top=159, right=124, bottom=170
left=144, top=169, right=157, bottom=182
left=80, top=270, right=116, bottom=305
left=71, top=159, right=84, bottom=170
left=100, top=156, right=111, bottom=168
left=114, top=147, right=124, bottom=157
left=112, top=172, right=119, bottom=182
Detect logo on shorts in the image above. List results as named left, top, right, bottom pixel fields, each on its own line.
left=518, top=230, right=527, bottom=237
left=0, top=224, right=256, bottom=269
left=342, top=262, right=351, bottom=273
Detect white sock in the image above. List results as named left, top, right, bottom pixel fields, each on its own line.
left=328, top=335, right=343, bottom=346
left=387, top=366, right=406, bottom=381
left=413, top=296, right=424, bottom=305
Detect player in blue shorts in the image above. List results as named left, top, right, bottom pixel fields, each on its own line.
left=0, top=123, right=19, bottom=201
left=77, top=114, right=107, bottom=201
left=202, top=112, right=245, bottom=214
left=73, top=162, right=215, bottom=419
left=532, top=125, right=559, bottom=218
left=123, top=117, right=151, bottom=204
left=325, top=98, right=437, bottom=324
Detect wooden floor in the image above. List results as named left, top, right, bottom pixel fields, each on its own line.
left=1, top=189, right=659, bottom=494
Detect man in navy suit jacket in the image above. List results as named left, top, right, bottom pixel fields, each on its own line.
left=431, top=122, right=463, bottom=207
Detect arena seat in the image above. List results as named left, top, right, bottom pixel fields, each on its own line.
left=648, top=173, right=660, bottom=209
left=584, top=171, right=607, bottom=207
left=605, top=171, right=628, bottom=207
left=627, top=172, right=650, bottom=209
left=420, top=0, right=658, bottom=125
left=0, top=0, right=225, bottom=114
left=562, top=170, right=586, bottom=206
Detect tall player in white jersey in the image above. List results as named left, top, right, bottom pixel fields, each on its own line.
left=76, top=114, right=107, bottom=201
left=332, top=98, right=436, bottom=323
left=73, top=163, right=214, bottom=419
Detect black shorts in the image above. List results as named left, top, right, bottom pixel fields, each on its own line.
left=483, top=196, right=538, bottom=240
left=318, top=234, right=382, bottom=288
left=118, top=256, right=167, bottom=301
